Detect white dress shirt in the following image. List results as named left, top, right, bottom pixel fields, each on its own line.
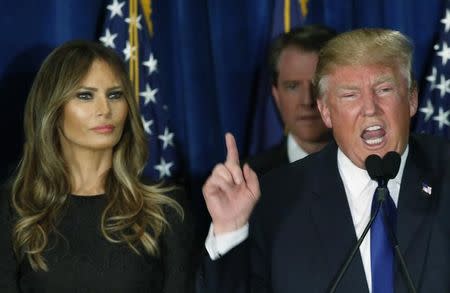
left=205, top=143, right=408, bottom=291
left=287, top=133, right=309, bottom=163
left=337, top=147, right=408, bottom=291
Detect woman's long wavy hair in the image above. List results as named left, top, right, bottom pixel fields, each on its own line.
left=11, top=40, right=182, bottom=271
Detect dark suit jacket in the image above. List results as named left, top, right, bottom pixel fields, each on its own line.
left=197, top=134, right=450, bottom=293
left=246, top=139, right=289, bottom=178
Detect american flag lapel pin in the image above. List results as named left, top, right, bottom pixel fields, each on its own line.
left=421, top=182, right=432, bottom=196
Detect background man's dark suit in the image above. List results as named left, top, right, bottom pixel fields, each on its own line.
left=246, top=138, right=289, bottom=177
left=197, top=134, right=450, bottom=293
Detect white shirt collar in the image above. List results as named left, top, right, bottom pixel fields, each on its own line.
left=337, top=145, right=409, bottom=206
left=287, top=133, right=309, bottom=163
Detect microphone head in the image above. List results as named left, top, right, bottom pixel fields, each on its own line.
left=365, top=154, right=383, bottom=180
left=382, top=151, right=401, bottom=179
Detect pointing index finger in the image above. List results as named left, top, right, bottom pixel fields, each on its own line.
left=225, top=132, right=240, bottom=165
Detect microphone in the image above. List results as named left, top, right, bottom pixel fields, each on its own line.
left=366, top=151, right=400, bottom=184
left=378, top=152, right=417, bottom=293
left=329, top=152, right=416, bottom=293
left=367, top=152, right=400, bottom=203
left=365, top=154, right=389, bottom=205
left=365, top=154, right=384, bottom=181
left=328, top=154, right=384, bottom=292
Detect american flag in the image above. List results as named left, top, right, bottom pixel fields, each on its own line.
left=100, top=0, right=179, bottom=180
left=415, top=0, right=450, bottom=138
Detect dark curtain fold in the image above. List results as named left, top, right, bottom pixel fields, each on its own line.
left=152, top=0, right=274, bottom=235
left=0, top=0, right=107, bottom=181
left=305, top=0, right=444, bottom=82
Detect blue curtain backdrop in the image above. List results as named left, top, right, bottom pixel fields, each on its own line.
left=1, top=0, right=446, bottom=233
left=0, top=0, right=108, bottom=180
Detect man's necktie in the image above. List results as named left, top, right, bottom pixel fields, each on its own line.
left=371, top=188, right=397, bottom=293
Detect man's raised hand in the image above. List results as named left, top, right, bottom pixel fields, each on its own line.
left=202, top=133, right=260, bottom=235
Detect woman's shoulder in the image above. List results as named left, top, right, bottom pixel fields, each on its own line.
left=140, top=178, right=195, bottom=236
left=143, top=180, right=196, bottom=293
left=0, top=180, right=15, bottom=232
left=0, top=181, right=13, bottom=214
left=160, top=183, right=189, bottom=226
left=146, top=179, right=193, bottom=233
left=141, top=178, right=188, bottom=208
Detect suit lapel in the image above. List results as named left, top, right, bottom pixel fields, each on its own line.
left=309, top=143, right=369, bottom=292
left=396, top=139, right=436, bottom=291
left=280, top=138, right=290, bottom=165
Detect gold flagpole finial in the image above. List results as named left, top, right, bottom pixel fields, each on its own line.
left=284, top=0, right=291, bottom=33
left=140, top=0, right=154, bottom=36
left=299, top=0, right=309, bottom=18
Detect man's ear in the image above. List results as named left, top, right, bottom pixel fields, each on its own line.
left=272, top=85, right=281, bottom=109
left=317, top=98, right=333, bottom=128
left=409, top=84, right=419, bottom=118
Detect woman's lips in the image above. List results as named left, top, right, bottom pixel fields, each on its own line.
left=91, top=125, right=115, bottom=133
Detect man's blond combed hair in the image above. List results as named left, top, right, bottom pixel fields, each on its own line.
left=313, top=28, right=415, bottom=100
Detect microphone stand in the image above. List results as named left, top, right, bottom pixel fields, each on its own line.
left=329, top=181, right=418, bottom=293
left=328, top=186, right=386, bottom=293
left=382, top=205, right=417, bottom=293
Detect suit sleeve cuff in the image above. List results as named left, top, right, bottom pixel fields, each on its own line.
left=204, top=222, right=249, bottom=260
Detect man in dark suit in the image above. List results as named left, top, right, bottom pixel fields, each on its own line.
left=247, top=25, right=336, bottom=177
left=198, top=28, right=450, bottom=293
